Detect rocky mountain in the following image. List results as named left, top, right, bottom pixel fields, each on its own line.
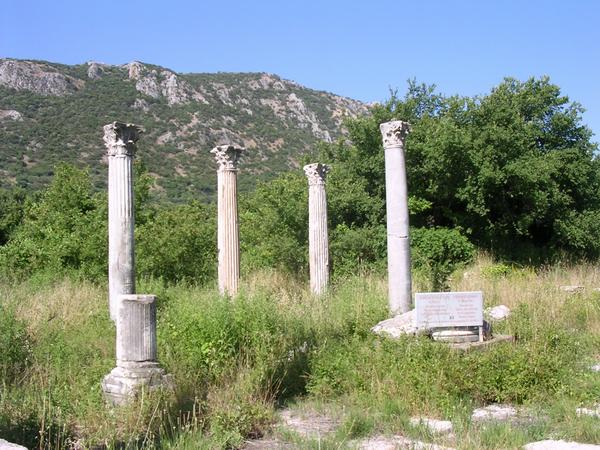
left=0, top=58, right=369, bottom=201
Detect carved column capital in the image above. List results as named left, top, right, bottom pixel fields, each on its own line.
left=303, top=163, right=330, bottom=185
left=103, top=122, right=143, bottom=157
left=211, top=145, right=245, bottom=171
left=380, top=120, right=411, bottom=148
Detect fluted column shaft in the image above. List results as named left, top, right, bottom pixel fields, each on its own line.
left=380, top=121, right=412, bottom=315
left=211, top=145, right=245, bottom=296
left=116, top=294, right=157, bottom=366
left=304, top=163, right=330, bottom=295
left=104, top=122, right=142, bottom=321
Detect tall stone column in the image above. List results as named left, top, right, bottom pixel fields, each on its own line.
left=380, top=120, right=412, bottom=315
left=211, top=145, right=245, bottom=296
left=304, top=163, right=330, bottom=295
left=102, top=294, right=171, bottom=405
left=103, top=122, right=141, bottom=321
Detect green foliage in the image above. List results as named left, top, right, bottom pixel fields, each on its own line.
left=240, top=173, right=308, bottom=274
left=0, top=188, right=27, bottom=245
left=411, top=227, right=475, bottom=290
left=0, top=164, right=106, bottom=280
left=137, top=202, right=217, bottom=284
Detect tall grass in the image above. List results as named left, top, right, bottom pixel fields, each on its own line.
left=0, top=256, right=599, bottom=448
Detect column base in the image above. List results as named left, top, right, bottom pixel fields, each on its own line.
left=101, top=362, right=173, bottom=406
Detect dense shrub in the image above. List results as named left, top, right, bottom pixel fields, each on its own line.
left=411, top=226, right=475, bottom=290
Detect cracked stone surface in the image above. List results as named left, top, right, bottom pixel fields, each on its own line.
left=523, top=440, right=600, bottom=449
left=560, top=285, right=584, bottom=293
left=279, top=409, right=340, bottom=438
left=410, top=417, right=454, bottom=434
left=354, top=436, right=455, bottom=450
left=471, top=404, right=518, bottom=422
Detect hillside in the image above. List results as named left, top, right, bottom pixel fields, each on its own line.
left=0, top=58, right=369, bottom=201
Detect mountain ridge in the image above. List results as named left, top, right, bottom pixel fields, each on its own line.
left=0, top=57, right=370, bottom=201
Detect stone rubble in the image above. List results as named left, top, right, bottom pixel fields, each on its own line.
left=371, top=309, right=420, bottom=337
left=471, top=404, right=518, bottom=422
left=278, top=409, right=340, bottom=438
left=410, top=417, right=454, bottom=434
left=485, top=304, right=511, bottom=321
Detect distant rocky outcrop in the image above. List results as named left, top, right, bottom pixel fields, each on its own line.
left=0, top=59, right=84, bottom=95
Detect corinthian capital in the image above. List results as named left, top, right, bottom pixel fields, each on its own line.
left=380, top=120, right=411, bottom=148
left=103, top=122, right=142, bottom=157
left=303, top=163, right=330, bottom=185
left=210, top=145, right=245, bottom=171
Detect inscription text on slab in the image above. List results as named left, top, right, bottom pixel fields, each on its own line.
left=415, top=291, right=483, bottom=328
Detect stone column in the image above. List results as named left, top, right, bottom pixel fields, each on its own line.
left=304, top=163, right=330, bottom=295
left=211, top=145, right=245, bottom=296
left=104, top=122, right=141, bottom=321
left=102, top=294, right=171, bottom=405
left=380, top=120, right=412, bottom=315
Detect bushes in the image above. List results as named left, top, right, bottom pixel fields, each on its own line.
left=411, top=227, right=475, bottom=290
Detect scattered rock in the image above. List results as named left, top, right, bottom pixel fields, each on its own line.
left=354, top=435, right=455, bottom=450
left=278, top=409, right=340, bottom=438
left=0, top=109, right=23, bottom=121
left=576, top=404, right=600, bottom=418
left=0, top=438, right=28, bottom=449
left=523, top=440, right=600, bottom=449
left=560, top=285, right=584, bottom=293
left=485, top=305, right=511, bottom=321
left=471, top=404, right=517, bottom=422
left=410, top=417, right=454, bottom=434
left=371, top=309, right=419, bottom=337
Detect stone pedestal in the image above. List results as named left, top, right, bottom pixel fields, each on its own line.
left=304, top=163, right=330, bottom=295
left=102, top=294, right=171, bottom=405
left=380, top=120, right=412, bottom=315
left=104, top=122, right=141, bottom=321
left=211, top=145, right=245, bottom=296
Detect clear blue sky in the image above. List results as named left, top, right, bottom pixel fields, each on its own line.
left=2, top=0, right=599, bottom=139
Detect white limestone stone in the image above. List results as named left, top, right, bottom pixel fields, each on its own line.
left=486, top=304, right=511, bottom=321
left=211, top=145, right=245, bottom=296
left=471, top=404, right=517, bottom=422
left=371, top=309, right=419, bottom=337
left=104, top=121, right=142, bottom=321
left=523, top=440, right=600, bottom=449
left=591, top=364, right=600, bottom=372
left=304, top=163, right=330, bottom=295
left=0, top=439, right=27, bottom=450
left=576, top=404, right=600, bottom=418
left=410, top=417, right=454, bottom=434
left=380, top=120, right=412, bottom=315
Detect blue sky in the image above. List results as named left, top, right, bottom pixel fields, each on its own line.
left=2, top=0, right=599, bottom=139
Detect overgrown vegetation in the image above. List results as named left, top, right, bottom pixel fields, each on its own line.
left=1, top=75, right=599, bottom=448
left=0, top=261, right=599, bottom=448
